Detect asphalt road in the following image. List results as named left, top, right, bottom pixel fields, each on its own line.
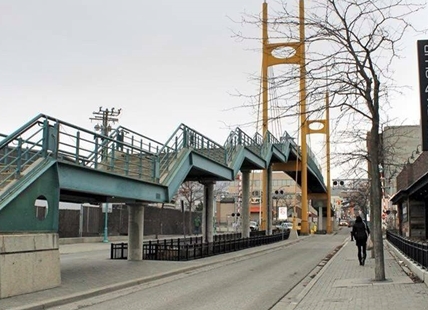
left=51, top=230, right=348, bottom=310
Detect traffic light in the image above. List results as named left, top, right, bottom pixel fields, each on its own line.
left=333, top=180, right=345, bottom=187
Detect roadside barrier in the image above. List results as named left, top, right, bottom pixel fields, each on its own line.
left=111, top=231, right=288, bottom=261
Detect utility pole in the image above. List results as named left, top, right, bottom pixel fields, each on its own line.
left=90, top=107, right=121, bottom=243
left=90, top=107, right=122, bottom=136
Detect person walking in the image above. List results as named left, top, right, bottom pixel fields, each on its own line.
left=351, top=215, right=370, bottom=266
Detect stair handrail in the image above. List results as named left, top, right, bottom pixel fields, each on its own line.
left=284, top=135, right=324, bottom=184
left=260, top=131, right=279, bottom=158
left=81, top=125, right=163, bottom=176
left=0, top=114, right=47, bottom=149
left=1, top=114, right=162, bottom=191
left=224, top=130, right=239, bottom=165
left=0, top=114, right=52, bottom=190
left=158, top=124, right=225, bottom=180
left=53, top=120, right=160, bottom=181
left=110, top=126, right=165, bottom=154
left=224, top=128, right=263, bottom=165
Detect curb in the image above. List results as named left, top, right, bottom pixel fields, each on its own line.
left=282, top=238, right=348, bottom=310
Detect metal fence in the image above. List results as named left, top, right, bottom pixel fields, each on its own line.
left=386, top=230, right=428, bottom=269
left=111, top=232, right=287, bottom=261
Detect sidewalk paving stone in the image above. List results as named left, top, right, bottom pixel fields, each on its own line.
left=279, top=238, right=428, bottom=310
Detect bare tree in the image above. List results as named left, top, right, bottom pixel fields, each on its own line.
left=177, top=180, right=232, bottom=235
left=341, top=180, right=371, bottom=218
left=177, top=181, right=204, bottom=235
left=236, top=0, right=425, bottom=281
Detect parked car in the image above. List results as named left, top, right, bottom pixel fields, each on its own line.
left=274, top=221, right=293, bottom=232
left=273, top=222, right=292, bottom=239
left=249, top=221, right=259, bottom=231
left=339, top=219, right=348, bottom=226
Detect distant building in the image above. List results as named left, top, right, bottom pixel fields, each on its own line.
left=381, top=125, right=421, bottom=199
left=214, top=171, right=318, bottom=228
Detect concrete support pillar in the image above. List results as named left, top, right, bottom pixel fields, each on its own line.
left=318, top=206, right=323, bottom=232
left=202, top=199, right=206, bottom=238
left=267, top=166, right=273, bottom=235
left=203, top=182, right=215, bottom=243
left=128, top=204, right=144, bottom=261
left=241, top=170, right=251, bottom=238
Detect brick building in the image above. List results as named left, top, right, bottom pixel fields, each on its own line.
left=391, top=150, right=428, bottom=239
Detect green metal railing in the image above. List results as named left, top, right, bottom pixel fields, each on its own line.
left=1, top=114, right=326, bottom=204
left=307, top=145, right=324, bottom=183
left=110, top=126, right=164, bottom=154
left=224, top=128, right=263, bottom=165
left=260, top=132, right=275, bottom=158
left=224, top=131, right=239, bottom=165
left=0, top=115, right=161, bottom=195
left=158, top=124, right=226, bottom=181
left=277, top=131, right=293, bottom=154
left=0, top=115, right=49, bottom=191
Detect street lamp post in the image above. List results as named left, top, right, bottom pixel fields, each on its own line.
left=102, top=203, right=109, bottom=243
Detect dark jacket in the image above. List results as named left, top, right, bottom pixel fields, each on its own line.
left=352, top=221, right=370, bottom=242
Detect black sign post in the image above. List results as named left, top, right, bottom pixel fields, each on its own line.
left=418, top=40, right=428, bottom=151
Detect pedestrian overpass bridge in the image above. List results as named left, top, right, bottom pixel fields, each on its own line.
left=0, top=113, right=326, bottom=232
left=0, top=114, right=328, bottom=298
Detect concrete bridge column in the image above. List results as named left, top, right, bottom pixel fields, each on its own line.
left=318, top=206, right=323, bottom=232
left=202, top=181, right=215, bottom=243
left=241, top=170, right=251, bottom=238
left=128, top=204, right=144, bottom=261
left=314, top=199, right=332, bottom=233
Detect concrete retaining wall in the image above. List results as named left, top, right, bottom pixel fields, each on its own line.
left=0, top=233, right=61, bottom=298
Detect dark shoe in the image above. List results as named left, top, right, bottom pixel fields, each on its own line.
left=359, top=259, right=363, bottom=266
left=362, top=258, right=365, bottom=266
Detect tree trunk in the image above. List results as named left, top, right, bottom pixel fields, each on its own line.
left=369, top=113, right=386, bottom=281
left=188, top=204, right=192, bottom=235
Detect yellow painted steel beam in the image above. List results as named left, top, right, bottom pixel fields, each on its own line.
left=298, top=0, right=309, bottom=235
left=262, top=1, right=331, bottom=235
left=261, top=2, right=269, bottom=231
left=325, top=93, right=332, bottom=233
left=308, top=193, right=328, bottom=200
left=272, top=162, right=302, bottom=171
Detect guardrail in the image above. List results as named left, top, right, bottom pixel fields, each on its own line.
left=386, top=230, right=428, bottom=269
left=111, top=231, right=287, bottom=261
left=111, top=234, right=241, bottom=259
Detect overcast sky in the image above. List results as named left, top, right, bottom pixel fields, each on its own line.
left=1, top=1, right=426, bottom=177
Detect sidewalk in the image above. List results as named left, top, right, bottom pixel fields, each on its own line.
left=274, top=238, right=428, bottom=310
